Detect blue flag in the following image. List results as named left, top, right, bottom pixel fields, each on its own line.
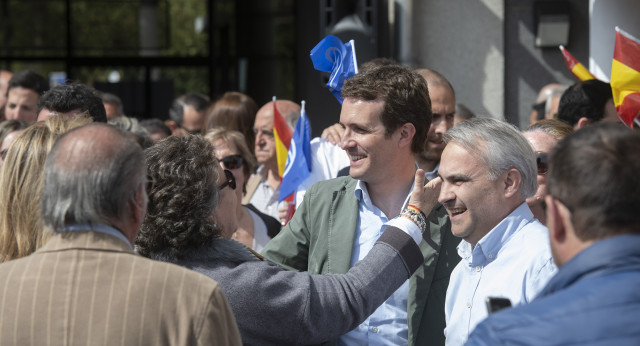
left=310, top=35, right=359, bottom=103
left=279, top=101, right=312, bottom=202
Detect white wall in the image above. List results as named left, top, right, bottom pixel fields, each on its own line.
left=410, top=0, right=505, bottom=119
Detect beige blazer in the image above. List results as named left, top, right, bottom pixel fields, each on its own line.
left=0, top=231, right=241, bottom=346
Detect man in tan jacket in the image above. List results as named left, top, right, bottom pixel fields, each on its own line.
left=0, top=123, right=241, bottom=346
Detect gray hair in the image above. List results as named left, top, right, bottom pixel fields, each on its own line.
left=41, top=123, right=146, bottom=231
left=443, top=117, right=537, bottom=199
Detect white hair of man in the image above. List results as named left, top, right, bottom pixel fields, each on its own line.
left=41, top=123, right=146, bottom=231
left=443, top=117, right=537, bottom=199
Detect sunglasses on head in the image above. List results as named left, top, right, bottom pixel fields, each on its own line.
left=217, top=169, right=236, bottom=191
left=536, top=152, right=548, bottom=175
left=220, top=155, right=244, bottom=170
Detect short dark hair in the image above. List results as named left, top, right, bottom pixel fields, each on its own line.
left=168, top=93, right=210, bottom=126
left=341, top=65, right=432, bottom=154
left=547, top=122, right=640, bottom=240
left=37, top=83, right=107, bottom=123
left=7, top=70, right=49, bottom=96
left=557, top=79, right=612, bottom=126
left=136, top=135, right=222, bottom=260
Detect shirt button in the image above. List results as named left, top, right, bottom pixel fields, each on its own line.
left=488, top=253, right=493, bottom=259
left=466, top=301, right=471, bottom=308
left=372, top=327, right=379, bottom=333
left=475, top=266, right=481, bottom=272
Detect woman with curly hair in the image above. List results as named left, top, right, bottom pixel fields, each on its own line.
left=136, top=134, right=437, bottom=345
left=0, top=114, right=92, bottom=262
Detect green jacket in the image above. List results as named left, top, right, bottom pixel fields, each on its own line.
left=262, top=176, right=460, bottom=346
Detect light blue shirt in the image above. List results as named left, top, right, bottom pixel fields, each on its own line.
left=425, top=162, right=440, bottom=182
left=58, top=223, right=132, bottom=249
left=444, top=203, right=557, bottom=346
left=338, top=180, right=413, bottom=346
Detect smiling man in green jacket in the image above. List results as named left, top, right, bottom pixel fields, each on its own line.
left=262, top=64, right=459, bottom=346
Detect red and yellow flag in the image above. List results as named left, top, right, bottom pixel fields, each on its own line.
left=559, top=45, right=596, bottom=81
left=611, top=27, right=640, bottom=128
left=272, top=97, right=293, bottom=177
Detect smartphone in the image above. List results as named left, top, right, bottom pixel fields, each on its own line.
left=485, top=297, right=512, bottom=314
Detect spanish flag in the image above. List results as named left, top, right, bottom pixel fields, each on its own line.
left=611, top=27, right=640, bottom=128
left=272, top=96, right=295, bottom=223
left=559, top=45, right=596, bottom=81
left=272, top=96, right=293, bottom=178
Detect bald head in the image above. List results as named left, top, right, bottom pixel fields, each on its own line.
left=51, top=123, right=134, bottom=168
left=415, top=69, right=455, bottom=96
left=256, top=100, right=301, bottom=128
left=253, top=100, right=300, bottom=168
left=42, top=123, right=146, bottom=240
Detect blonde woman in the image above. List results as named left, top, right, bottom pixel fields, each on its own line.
left=205, top=128, right=280, bottom=251
left=0, top=114, right=92, bottom=262
left=523, top=118, right=573, bottom=224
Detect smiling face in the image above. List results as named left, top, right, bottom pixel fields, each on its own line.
left=339, top=97, right=400, bottom=186
left=438, top=142, right=510, bottom=246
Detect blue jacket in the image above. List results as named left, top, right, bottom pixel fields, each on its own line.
left=466, top=234, right=640, bottom=346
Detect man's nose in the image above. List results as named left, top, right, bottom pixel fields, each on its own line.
left=438, top=183, right=454, bottom=205
left=340, top=129, right=353, bottom=150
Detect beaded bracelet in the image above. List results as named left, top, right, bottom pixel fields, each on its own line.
left=400, top=204, right=427, bottom=233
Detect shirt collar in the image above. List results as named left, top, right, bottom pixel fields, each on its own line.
left=354, top=179, right=371, bottom=206
left=353, top=179, right=414, bottom=218
left=425, top=162, right=440, bottom=181
left=256, top=164, right=268, bottom=181
left=57, top=223, right=133, bottom=249
left=458, top=202, right=535, bottom=266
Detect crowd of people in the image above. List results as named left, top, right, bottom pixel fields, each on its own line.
left=0, top=60, right=638, bottom=346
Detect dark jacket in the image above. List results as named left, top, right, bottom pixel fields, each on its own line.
left=151, top=227, right=424, bottom=346
left=466, top=234, right=640, bottom=346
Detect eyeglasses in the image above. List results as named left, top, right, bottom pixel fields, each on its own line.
left=217, top=169, right=236, bottom=191
left=536, top=152, right=548, bottom=175
left=220, top=155, right=244, bottom=170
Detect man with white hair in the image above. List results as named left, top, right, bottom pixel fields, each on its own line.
left=438, top=118, right=557, bottom=345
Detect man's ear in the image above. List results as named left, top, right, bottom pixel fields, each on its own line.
left=576, top=117, right=590, bottom=129
left=166, top=120, right=184, bottom=135
left=130, top=182, right=148, bottom=224
left=397, top=123, right=416, bottom=148
left=545, top=195, right=567, bottom=243
left=503, top=168, right=522, bottom=198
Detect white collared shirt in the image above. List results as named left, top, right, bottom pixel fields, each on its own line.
left=338, top=180, right=413, bottom=346
left=249, top=165, right=281, bottom=220
left=444, top=203, right=557, bottom=346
